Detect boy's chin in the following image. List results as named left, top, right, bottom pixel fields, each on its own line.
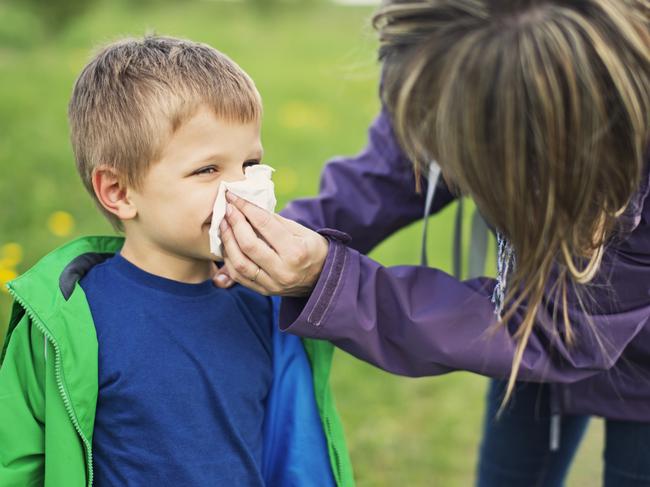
left=198, top=250, right=218, bottom=263
left=184, top=246, right=217, bottom=266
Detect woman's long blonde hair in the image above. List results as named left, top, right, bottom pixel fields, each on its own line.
left=374, top=0, right=650, bottom=404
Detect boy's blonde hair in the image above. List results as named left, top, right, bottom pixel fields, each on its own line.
left=68, top=35, right=262, bottom=229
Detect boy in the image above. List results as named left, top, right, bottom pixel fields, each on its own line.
left=0, top=36, right=353, bottom=486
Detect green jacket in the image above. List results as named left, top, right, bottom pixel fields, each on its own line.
left=0, top=236, right=354, bottom=487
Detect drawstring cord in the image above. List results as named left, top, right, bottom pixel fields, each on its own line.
left=492, top=232, right=515, bottom=318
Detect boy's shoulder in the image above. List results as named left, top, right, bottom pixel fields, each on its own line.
left=7, top=235, right=123, bottom=322
left=31, top=235, right=123, bottom=272
left=2, top=235, right=122, bottom=370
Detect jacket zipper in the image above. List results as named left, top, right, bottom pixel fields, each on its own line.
left=7, top=286, right=94, bottom=487
left=324, top=416, right=343, bottom=485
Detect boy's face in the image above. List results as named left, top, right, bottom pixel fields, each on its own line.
left=126, top=105, right=262, bottom=266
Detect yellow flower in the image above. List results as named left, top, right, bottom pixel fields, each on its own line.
left=0, top=242, right=23, bottom=267
left=0, top=267, right=17, bottom=293
left=48, top=211, right=75, bottom=237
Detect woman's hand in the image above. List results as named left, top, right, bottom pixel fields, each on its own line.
left=212, top=191, right=329, bottom=297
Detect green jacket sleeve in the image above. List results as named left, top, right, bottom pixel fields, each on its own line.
left=0, top=312, right=46, bottom=487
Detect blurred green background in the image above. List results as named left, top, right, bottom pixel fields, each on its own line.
left=0, top=0, right=601, bottom=484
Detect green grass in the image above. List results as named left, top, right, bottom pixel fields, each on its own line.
left=0, top=1, right=600, bottom=484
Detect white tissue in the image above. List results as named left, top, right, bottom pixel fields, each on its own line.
left=209, top=164, right=277, bottom=260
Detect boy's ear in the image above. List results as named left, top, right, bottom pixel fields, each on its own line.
left=92, top=166, right=138, bottom=221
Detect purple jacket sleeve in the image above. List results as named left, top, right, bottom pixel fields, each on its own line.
left=279, top=109, right=650, bottom=383
left=280, top=109, right=456, bottom=255
left=280, top=233, right=650, bottom=382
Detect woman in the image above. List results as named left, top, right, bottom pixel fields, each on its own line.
left=215, top=0, right=650, bottom=484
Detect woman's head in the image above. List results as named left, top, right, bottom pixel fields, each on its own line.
left=375, top=0, right=649, bottom=401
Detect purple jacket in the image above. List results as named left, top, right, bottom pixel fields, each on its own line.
left=279, top=110, right=650, bottom=422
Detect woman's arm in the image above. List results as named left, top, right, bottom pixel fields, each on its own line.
left=221, top=188, right=650, bottom=383
left=275, top=141, right=650, bottom=383
left=279, top=235, right=650, bottom=382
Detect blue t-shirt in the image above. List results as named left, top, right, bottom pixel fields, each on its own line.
left=80, top=254, right=273, bottom=487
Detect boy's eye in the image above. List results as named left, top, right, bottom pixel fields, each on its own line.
left=194, top=166, right=218, bottom=175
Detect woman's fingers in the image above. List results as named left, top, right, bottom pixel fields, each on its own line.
left=225, top=192, right=293, bottom=253
left=220, top=219, right=275, bottom=293
left=222, top=191, right=330, bottom=297
left=222, top=203, right=283, bottom=269
left=223, top=260, right=270, bottom=295
left=220, top=218, right=262, bottom=280
left=222, top=250, right=272, bottom=296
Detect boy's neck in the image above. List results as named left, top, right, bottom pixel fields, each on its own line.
left=119, top=237, right=214, bottom=284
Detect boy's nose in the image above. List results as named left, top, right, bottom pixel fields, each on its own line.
left=221, top=167, right=247, bottom=184
left=213, top=170, right=247, bottom=201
